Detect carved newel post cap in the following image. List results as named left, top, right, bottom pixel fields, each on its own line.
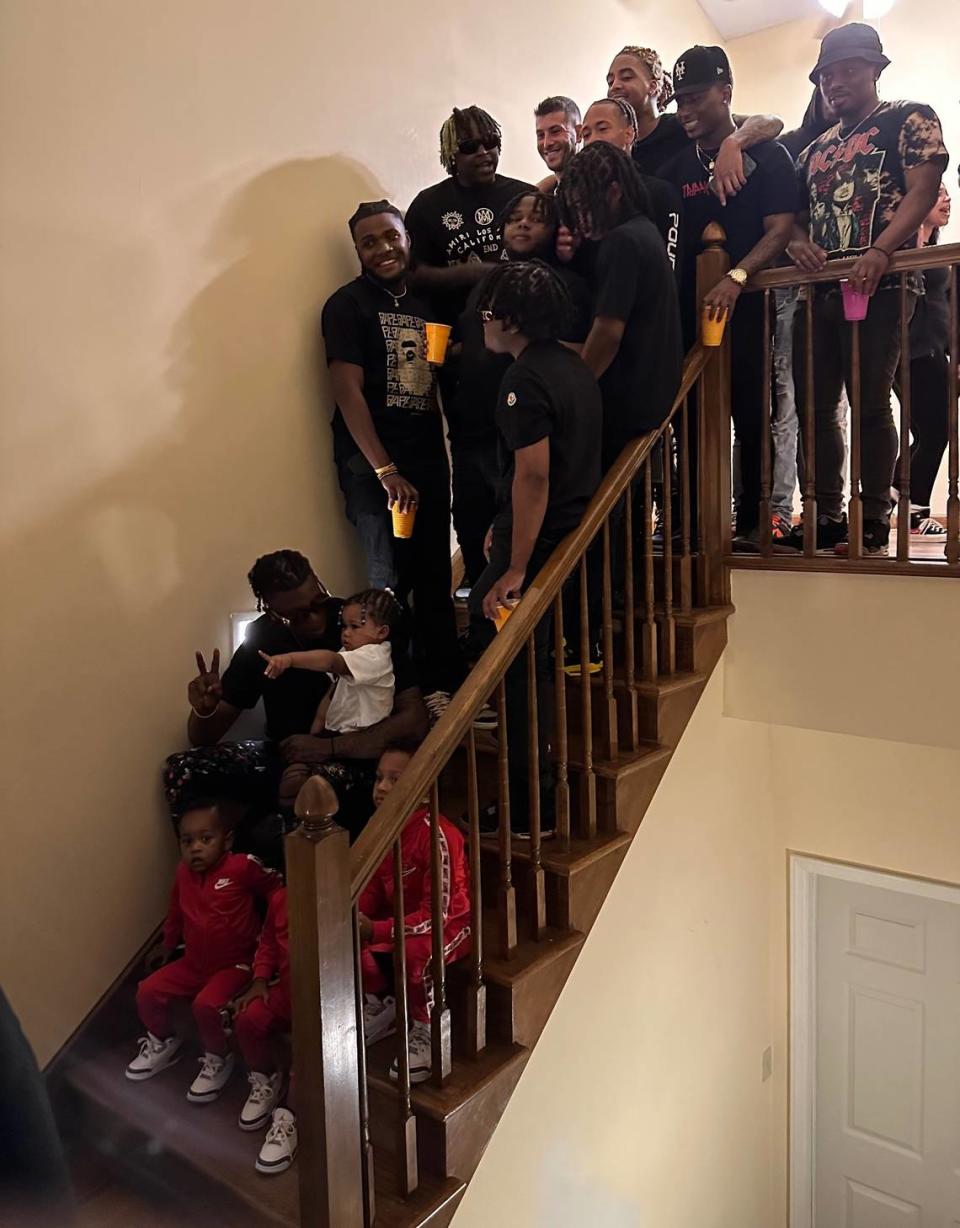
left=294, top=775, right=340, bottom=839
left=701, top=221, right=727, bottom=247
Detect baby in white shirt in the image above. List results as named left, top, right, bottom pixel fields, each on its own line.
left=259, top=589, right=398, bottom=735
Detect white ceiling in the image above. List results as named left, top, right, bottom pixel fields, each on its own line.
left=697, top=0, right=823, bottom=39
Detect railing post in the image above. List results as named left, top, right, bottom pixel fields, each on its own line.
left=286, top=776, right=364, bottom=1228
left=696, top=222, right=732, bottom=605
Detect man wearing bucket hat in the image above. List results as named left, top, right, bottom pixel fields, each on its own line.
left=657, top=45, right=796, bottom=550
left=786, top=23, right=948, bottom=556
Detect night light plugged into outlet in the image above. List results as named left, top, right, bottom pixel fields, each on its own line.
left=230, top=612, right=259, bottom=655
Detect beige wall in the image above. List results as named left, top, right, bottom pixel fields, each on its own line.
left=0, top=2, right=724, bottom=1063
left=455, top=665, right=779, bottom=1228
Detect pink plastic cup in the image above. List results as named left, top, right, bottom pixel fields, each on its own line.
left=840, top=280, right=870, bottom=322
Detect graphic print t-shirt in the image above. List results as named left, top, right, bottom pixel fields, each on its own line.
left=404, top=174, right=535, bottom=321
left=797, top=101, right=948, bottom=261
left=321, top=277, right=445, bottom=468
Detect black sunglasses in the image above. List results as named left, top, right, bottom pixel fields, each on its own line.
left=264, top=575, right=331, bottom=627
left=457, top=136, right=500, bottom=156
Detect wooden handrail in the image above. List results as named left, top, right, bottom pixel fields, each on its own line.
left=349, top=344, right=711, bottom=897
left=748, top=240, right=960, bottom=292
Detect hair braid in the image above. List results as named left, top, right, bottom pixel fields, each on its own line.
left=618, top=45, right=674, bottom=109
left=589, top=94, right=640, bottom=139
left=344, top=588, right=403, bottom=633
left=557, top=142, right=652, bottom=239
left=476, top=259, right=573, bottom=343
left=248, top=549, right=313, bottom=610
left=439, top=106, right=502, bottom=174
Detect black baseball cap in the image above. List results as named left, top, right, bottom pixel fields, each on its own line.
left=672, top=46, right=732, bottom=97
left=809, top=22, right=890, bottom=84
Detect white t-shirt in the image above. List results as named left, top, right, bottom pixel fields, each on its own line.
left=323, top=642, right=395, bottom=734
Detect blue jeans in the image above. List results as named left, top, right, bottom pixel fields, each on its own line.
left=336, top=451, right=398, bottom=590
left=772, top=287, right=800, bottom=521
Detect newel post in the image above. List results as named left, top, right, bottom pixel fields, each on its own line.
left=285, top=776, right=364, bottom=1227
left=695, top=222, right=732, bottom=606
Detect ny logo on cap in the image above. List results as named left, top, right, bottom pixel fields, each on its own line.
left=676, top=60, right=686, bottom=79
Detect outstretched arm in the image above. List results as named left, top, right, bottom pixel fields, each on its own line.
left=713, top=113, right=786, bottom=205
left=259, top=649, right=347, bottom=679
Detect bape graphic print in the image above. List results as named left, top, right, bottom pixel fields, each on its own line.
left=381, top=314, right=434, bottom=410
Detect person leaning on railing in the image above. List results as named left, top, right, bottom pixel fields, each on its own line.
left=785, top=22, right=949, bottom=557
left=165, top=549, right=428, bottom=861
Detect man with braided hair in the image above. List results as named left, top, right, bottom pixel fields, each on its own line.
left=607, top=45, right=783, bottom=199
left=164, top=551, right=429, bottom=852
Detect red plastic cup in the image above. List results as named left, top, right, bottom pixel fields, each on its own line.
left=840, top=280, right=869, bottom=322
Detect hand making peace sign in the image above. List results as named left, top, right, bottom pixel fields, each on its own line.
left=188, top=649, right=222, bottom=716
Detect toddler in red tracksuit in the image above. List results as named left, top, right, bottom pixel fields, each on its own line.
left=358, top=745, right=471, bottom=1084
left=125, top=801, right=279, bottom=1103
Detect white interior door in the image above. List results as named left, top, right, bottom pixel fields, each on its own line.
left=815, top=874, right=960, bottom=1227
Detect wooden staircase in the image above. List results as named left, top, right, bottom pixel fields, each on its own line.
left=55, top=600, right=731, bottom=1227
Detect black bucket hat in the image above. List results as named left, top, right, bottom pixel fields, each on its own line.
left=809, top=22, right=891, bottom=84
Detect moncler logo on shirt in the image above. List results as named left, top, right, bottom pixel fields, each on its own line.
left=213, top=878, right=232, bottom=890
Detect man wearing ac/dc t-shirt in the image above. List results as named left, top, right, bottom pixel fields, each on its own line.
left=658, top=45, right=796, bottom=549
left=321, top=202, right=462, bottom=717
left=787, top=23, right=948, bottom=556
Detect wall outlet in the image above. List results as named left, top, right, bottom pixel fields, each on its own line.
left=762, top=1045, right=773, bottom=1082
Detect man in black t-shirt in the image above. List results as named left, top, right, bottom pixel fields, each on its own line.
left=559, top=142, right=683, bottom=469
left=469, top=262, right=602, bottom=836
left=321, top=201, right=462, bottom=713
left=658, top=45, right=796, bottom=545
left=787, top=23, right=948, bottom=556
left=164, top=550, right=428, bottom=849
left=404, top=106, right=534, bottom=326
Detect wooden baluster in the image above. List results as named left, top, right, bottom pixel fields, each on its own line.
left=642, top=458, right=658, bottom=683
left=496, top=678, right=518, bottom=958
left=428, top=780, right=452, bottom=1085
left=760, top=288, right=773, bottom=556
left=802, top=294, right=818, bottom=558
left=577, top=553, right=597, bottom=838
left=464, top=728, right=486, bottom=1055
left=948, top=264, right=959, bottom=565
left=622, top=485, right=640, bottom=751
left=352, top=908, right=375, bottom=1227
left=552, top=593, right=572, bottom=843
left=661, top=425, right=676, bottom=675
left=896, top=274, right=913, bottom=562
left=286, top=776, right=364, bottom=1227
left=391, top=838, right=418, bottom=1196
left=526, top=635, right=546, bottom=939
left=848, top=318, right=863, bottom=559
left=601, top=519, right=619, bottom=761
left=678, top=398, right=693, bottom=613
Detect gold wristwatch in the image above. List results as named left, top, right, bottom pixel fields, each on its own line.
left=726, top=267, right=748, bottom=287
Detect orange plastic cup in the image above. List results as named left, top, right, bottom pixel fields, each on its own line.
left=702, top=306, right=728, bottom=347
left=425, top=323, right=452, bottom=364
left=391, top=503, right=416, bottom=539
left=492, top=599, right=519, bottom=632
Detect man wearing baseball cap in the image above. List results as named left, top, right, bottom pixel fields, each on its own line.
left=658, top=45, right=796, bottom=550
left=787, top=23, right=948, bottom=556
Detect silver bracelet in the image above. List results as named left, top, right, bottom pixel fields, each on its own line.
left=190, top=705, right=218, bottom=719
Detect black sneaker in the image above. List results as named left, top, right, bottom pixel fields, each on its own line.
left=785, top=514, right=848, bottom=553
left=834, top=519, right=890, bottom=557
left=475, top=804, right=555, bottom=840
left=563, top=641, right=602, bottom=678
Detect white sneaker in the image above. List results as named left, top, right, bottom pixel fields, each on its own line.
left=389, top=1020, right=432, bottom=1085
left=239, top=1070, right=283, bottom=1131
left=362, top=994, right=397, bottom=1046
left=424, top=691, right=451, bottom=725
left=187, top=1051, right=234, bottom=1103
left=256, top=1108, right=297, bottom=1175
left=472, top=703, right=498, bottom=731
left=125, top=1032, right=182, bottom=1081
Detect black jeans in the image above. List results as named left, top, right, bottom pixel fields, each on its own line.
left=336, top=450, right=462, bottom=694
left=894, top=353, right=951, bottom=510
left=794, top=288, right=915, bottom=522
left=451, top=437, right=500, bottom=588
left=728, top=292, right=769, bottom=535
left=469, top=528, right=559, bottom=830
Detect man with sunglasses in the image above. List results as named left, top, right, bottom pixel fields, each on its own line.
left=166, top=550, right=429, bottom=851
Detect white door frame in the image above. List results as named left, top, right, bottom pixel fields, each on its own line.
left=788, top=854, right=960, bottom=1228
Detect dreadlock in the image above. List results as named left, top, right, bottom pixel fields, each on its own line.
left=557, top=142, right=653, bottom=239
left=348, top=199, right=403, bottom=238
left=476, top=260, right=573, bottom=344
left=439, top=106, right=502, bottom=175
left=617, top=46, right=674, bottom=110
left=499, top=189, right=559, bottom=235
left=247, top=549, right=313, bottom=610
left=343, top=588, right=403, bottom=633
left=587, top=96, right=640, bottom=143
left=534, top=95, right=582, bottom=127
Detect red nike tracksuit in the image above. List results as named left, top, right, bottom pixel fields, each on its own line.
left=234, top=888, right=290, bottom=1072
left=359, top=807, right=471, bottom=1023
left=136, top=852, right=280, bottom=1053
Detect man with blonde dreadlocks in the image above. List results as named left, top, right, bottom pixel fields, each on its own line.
left=607, top=45, right=784, bottom=201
